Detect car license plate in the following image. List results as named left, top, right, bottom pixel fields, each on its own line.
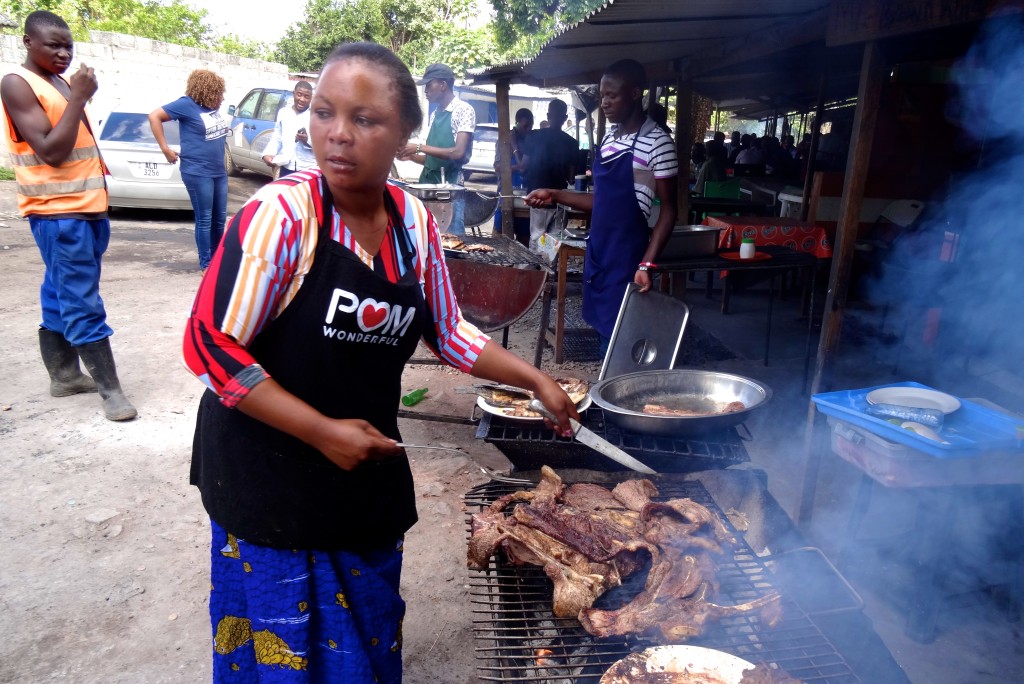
left=129, top=161, right=173, bottom=179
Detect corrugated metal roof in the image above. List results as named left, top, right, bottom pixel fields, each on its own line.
left=473, top=0, right=838, bottom=115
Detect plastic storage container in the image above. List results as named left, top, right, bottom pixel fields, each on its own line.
left=813, top=381, right=1024, bottom=458
left=827, top=416, right=1023, bottom=487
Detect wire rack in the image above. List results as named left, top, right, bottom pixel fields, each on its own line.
left=465, top=478, right=859, bottom=683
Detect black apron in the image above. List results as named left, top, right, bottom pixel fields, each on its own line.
left=191, top=179, right=426, bottom=551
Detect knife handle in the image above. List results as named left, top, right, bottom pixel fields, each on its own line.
left=527, top=399, right=557, bottom=422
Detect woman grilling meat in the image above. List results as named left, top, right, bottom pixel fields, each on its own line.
left=525, top=59, right=679, bottom=356
left=183, top=42, right=578, bottom=683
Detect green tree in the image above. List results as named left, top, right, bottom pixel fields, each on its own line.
left=210, top=34, right=272, bottom=61
left=490, top=0, right=604, bottom=56
left=1, top=0, right=211, bottom=46
left=274, top=0, right=496, bottom=75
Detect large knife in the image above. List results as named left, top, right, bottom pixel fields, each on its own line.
left=529, top=400, right=657, bottom=475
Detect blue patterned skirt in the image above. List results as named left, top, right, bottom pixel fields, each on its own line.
left=208, top=520, right=405, bottom=683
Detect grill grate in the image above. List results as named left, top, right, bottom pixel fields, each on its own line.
left=465, top=478, right=859, bottom=683
left=445, top=235, right=553, bottom=270
left=475, top=407, right=750, bottom=473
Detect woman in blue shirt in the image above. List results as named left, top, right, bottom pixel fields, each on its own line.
left=149, top=69, right=229, bottom=271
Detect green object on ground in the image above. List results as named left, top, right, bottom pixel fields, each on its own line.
left=401, top=388, right=429, bottom=406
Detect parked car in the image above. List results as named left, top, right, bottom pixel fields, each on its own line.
left=224, top=86, right=293, bottom=178
left=97, top=107, right=192, bottom=210
left=464, top=123, right=498, bottom=181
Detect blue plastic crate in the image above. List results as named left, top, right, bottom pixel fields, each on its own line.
left=812, top=381, right=1024, bottom=458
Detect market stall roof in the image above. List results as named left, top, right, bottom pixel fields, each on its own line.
left=472, top=0, right=842, bottom=115
left=470, top=0, right=999, bottom=119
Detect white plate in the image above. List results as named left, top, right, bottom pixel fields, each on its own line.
left=600, top=645, right=755, bottom=684
left=477, top=394, right=591, bottom=422
left=866, top=386, right=961, bottom=414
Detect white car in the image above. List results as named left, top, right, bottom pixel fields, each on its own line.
left=463, top=123, right=498, bottom=181
left=97, top=109, right=192, bottom=210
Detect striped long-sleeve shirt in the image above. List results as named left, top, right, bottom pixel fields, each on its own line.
left=183, top=171, right=489, bottom=408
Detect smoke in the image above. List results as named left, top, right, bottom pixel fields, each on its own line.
left=867, top=14, right=1024, bottom=390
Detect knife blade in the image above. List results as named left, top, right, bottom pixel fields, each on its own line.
left=528, top=400, right=657, bottom=475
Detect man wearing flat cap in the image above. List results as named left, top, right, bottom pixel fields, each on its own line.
left=400, top=63, right=475, bottom=235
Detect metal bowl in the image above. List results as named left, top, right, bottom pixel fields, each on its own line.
left=464, top=191, right=500, bottom=227
left=589, top=369, right=772, bottom=436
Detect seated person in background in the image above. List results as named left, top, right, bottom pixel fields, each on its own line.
left=764, top=136, right=797, bottom=177
left=648, top=102, right=673, bottom=136
left=735, top=136, right=766, bottom=165
left=690, top=141, right=706, bottom=183
left=693, top=139, right=728, bottom=195
left=781, top=134, right=796, bottom=158
left=726, top=130, right=741, bottom=157
left=729, top=133, right=750, bottom=163
left=521, top=98, right=577, bottom=251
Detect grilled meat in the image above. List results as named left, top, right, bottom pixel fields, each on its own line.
left=641, top=401, right=746, bottom=416
left=467, top=466, right=781, bottom=641
left=740, top=663, right=804, bottom=684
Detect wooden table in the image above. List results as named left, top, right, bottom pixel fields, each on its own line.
left=541, top=238, right=587, bottom=364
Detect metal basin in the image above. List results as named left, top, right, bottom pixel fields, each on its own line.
left=589, top=369, right=772, bottom=436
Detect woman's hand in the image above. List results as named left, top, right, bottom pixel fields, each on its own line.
left=162, top=148, right=179, bottom=164
left=634, top=268, right=652, bottom=293
left=530, top=375, right=579, bottom=438
left=309, top=418, right=403, bottom=471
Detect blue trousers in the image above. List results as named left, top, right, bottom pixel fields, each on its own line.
left=181, top=173, right=228, bottom=269
left=448, top=195, right=466, bottom=236
left=29, top=216, right=113, bottom=346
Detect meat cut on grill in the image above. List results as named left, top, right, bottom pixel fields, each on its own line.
left=641, top=401, right=746, bottom=417
left=467, top=466, right=781, bottom=641
left=740, top=663, right=804, bottom=684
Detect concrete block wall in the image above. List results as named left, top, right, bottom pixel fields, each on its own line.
left=1, top=31, right=292, bottom=163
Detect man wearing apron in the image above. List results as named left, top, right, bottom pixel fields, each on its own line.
left=524, top=59, right=679, bottom=354
left=398, top=63, right=475, bottom=236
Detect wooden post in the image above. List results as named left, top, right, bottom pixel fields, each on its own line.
left=675, top=79, right=693, bottom=228
left=800, top=71, right=828, bottom=222
left=495, top=79, right=514, bottom=238
left=798, top=40, right=887, bottom=525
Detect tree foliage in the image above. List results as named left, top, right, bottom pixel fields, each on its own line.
left=1, top=0, right=210, bottom=46
left=489, top=0, right=605, bottom=56
left=273, top=0, right=500, bottom=75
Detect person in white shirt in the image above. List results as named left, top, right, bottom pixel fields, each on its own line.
left=262, top=81, right=316, bottom=177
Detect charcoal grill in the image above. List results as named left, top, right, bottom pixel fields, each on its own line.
left=465, top=478, right=860, bottom=683
left=475, top=407, right=750, bottom=472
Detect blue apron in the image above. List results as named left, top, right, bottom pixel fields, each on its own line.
left=583, top=133, right=649, bottom=337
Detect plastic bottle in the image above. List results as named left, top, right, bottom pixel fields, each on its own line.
left=739, top=238, right=756, bottom=259
left=401, top=388, right=429, bottom=406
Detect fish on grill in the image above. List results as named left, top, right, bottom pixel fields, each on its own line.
left=467, top=466, right=781, bottom=640
left=741, top=663, right=804, bottom=684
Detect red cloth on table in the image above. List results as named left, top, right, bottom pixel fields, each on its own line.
left=703, top=215, right=833, bottom=259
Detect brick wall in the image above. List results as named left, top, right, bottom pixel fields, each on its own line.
left=1, top=31, right=292, bottom=163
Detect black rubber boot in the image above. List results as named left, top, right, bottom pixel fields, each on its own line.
left=76, top=338, right=138, bottom=421
left=38, top=328, right=97, bottom=397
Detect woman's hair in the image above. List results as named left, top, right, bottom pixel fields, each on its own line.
left=323, top=42, right=423, bottom=137
left=185, top=69, right=225, bottom=109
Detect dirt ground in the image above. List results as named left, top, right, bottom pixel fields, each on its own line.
left=0, top=176, right=599, bottom=684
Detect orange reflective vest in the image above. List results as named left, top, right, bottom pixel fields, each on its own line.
left=2, top=66, right=107, bottom=216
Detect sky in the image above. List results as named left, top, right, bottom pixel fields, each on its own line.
left=188, top=0, right=308, bottom=44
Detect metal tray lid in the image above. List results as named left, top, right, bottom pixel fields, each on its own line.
left=599, top=283, right=689, bottom=380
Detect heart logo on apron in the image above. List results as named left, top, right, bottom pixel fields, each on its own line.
left=358, top=299, right=390, bottom=331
